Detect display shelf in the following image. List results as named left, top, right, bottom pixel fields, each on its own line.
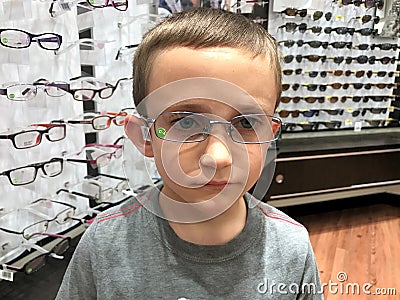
left=266, top=127, right=400, bottom=206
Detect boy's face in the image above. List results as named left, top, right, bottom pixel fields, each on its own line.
left=131, top=47, right=278, bottom=219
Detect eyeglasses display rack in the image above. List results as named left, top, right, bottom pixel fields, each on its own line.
left=265, top=0, right=400, bottom=206
left=0, top=0, right=159, bottom=287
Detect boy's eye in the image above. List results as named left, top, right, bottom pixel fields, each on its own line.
left=170, top=115, right=201, bottom=130
left=232, top=116, right=260, bottom=129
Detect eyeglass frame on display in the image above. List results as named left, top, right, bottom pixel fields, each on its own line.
left=0, top=124, right=66, bottom=149
left=1, top=235, right=71, bottom=275
left=0, top=28, right=62, bottom=51
left=51, top=111, right=127, bottom=130
left=0, top=157, right=64, bottom=186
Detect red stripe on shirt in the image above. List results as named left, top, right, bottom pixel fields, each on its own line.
left=256, top=205, right=304, bottom=228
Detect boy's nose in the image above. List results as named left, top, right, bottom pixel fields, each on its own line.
left=201, top=134, right=232, bottom=169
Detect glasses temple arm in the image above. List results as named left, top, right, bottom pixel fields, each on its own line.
left=96, top=173, right=127, bottom=181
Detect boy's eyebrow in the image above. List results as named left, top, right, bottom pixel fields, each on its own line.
left=166, top=101, right=274, bottom=114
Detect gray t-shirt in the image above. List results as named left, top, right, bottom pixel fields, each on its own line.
left=56, top=187, right=324, bottom=299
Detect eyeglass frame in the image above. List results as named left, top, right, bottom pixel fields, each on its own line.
left=1, top=235, right=71, bottom=275
left=0, top=157, right=64, bottom=186
left=84, top=174, right=129, bottom=203
left=59, top=77, right=131, bottom=101
left=51, top=111, right=127, bottom=130
left=142, top=111, right=282, bottom=144
left=26, top=199, right=77, bottom=226
left=86, top=0, right=128, bottom=11
left=0, top=28, right=62, bottom=51
left=0, top=124, right=66, bottom=149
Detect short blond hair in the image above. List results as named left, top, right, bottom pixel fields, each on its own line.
left=132, top=8, right=281, bottom=109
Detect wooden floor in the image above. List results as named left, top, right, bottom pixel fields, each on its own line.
left=293, top=195, right=400, bottom=300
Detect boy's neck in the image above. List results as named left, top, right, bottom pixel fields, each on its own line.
left=161, top=196, right=248, bottom=246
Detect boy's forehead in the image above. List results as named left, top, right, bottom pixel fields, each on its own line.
left=139, top=77, right=275, bottom=118
left=165, top=98, right=269, bottom=114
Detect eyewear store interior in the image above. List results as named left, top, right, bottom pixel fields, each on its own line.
left=0, top=0, right=399, bottom=299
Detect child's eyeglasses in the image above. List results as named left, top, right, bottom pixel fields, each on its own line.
left=144, top=112, right=282, bottom=144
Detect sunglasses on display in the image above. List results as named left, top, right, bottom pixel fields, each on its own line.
left=297, top=40, right=328, bottom=49
left=280, top=8, right=307, bottom=17
left=305, top=70, right=327, bottom=78
left=320, top=109, right=344, bottom=116
left=300, top=55, right=328, bottom=63
left=282, top=83, right=300, bottom=91
left=370, top=43, right=400, bottom=50
left=354, top=28, right=378, bottom=36
left=340, top=0, right=384, bottom=9
left=282, top=68, right=303, bottom=75
left=324, top=26, right=355, bottom=35
left=311, top=11, right=332, bottom=21
left=326, top=96, right=350, bottom=103
left=280, top=96, right=301, bottom=103
left=351, top=15, right=380, bottom=23
left=278, top=22, right=307, bottom=32
left=315, top=121, right=342, bottom=129
left=282, top=122, right=318, bottom=131
left=302, top=84, right=327, bottom=91
left=277, top=110, right=319, bottom=118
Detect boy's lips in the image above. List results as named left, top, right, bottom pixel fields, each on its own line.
left=206, top=180, right=228, bottom=186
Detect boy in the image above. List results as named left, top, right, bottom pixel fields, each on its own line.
left=57, top=8, right=323, bottom=299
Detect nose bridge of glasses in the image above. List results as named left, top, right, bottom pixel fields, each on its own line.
left=207, top=119, right=232, bottom=137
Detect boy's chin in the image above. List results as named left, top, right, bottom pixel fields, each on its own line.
left=159, top=183, right=247, bottom=222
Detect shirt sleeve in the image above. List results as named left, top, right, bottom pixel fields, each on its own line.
left=55, top=222, right=98, bottom=300
left=297, top=240, right=324, bottom=300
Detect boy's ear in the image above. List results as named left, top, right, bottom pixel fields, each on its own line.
left=272, top=120, right=281, bottom=136
left=124, top=115, right=154, bottom=158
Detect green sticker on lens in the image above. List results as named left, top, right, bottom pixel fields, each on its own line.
left=89, top=0, right=94, bottom=3
left=9, top=93, right=15, bottom=99
left=12, top=177, right=18, bottom=183
left=27, top=268, right=33, bottom=274
left=157, top=128, right=166, bottom=138
left=2, top=37, right=8, bottom=44
left=24, top=233, right=30, bottom=239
